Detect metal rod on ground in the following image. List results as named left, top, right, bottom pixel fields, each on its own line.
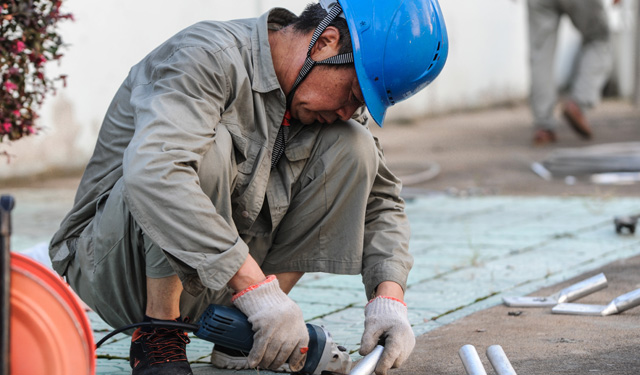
left=1, top=195, right=15, bottom=375
left=530, top=162, right=552, bottom=181
left=349, top=345, right=384, bottom=375
left=604, top=288, right=640, bottom=315
left=551, top=289, right=640, bottom=316
left=503, top=273, right=608, bottom=307
left=552, top=288, right=640, bottom=316
left=486, top=345, right=517, bottom=375
left=459, top=345, right=487, bottom=375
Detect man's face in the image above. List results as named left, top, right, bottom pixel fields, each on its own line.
left=289, top=65, right=365, bottom=125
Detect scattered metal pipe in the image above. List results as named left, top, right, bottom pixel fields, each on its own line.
left=459, top=345, right=487, bottom=375
left=486, top=345, right=517, bottom=375
left=530, top=162, right=552, bottom=181
left=552, top=288, right=640, bottom=316
left=503, top=273, right=608, bottom=307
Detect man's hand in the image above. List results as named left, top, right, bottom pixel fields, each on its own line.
left=232, top=275, right=309, bottom=371
left=359, top=296, right=415, bottom=375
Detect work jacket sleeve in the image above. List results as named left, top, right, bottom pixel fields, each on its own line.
left=361, top=135, right=413, bottom=299
left=123, top=46, right=249, bottom=295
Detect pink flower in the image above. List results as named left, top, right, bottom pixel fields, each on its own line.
left=12, top=110, right=20, bottom=117
left=4, top=81, right=18, bottom=92
left=15, top=41, right=25, bottom=53
left=36, top=55, right=47, bottom=66
left=2, top=123, right=11, bottom=133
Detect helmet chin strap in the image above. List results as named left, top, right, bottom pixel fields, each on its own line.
left=286, top=2, right=354, bottom=108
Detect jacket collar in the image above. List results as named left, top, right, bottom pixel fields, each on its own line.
left=251, top=8, right=297, bottom=94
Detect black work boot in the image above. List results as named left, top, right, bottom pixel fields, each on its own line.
left=130, top=323, right=192, bottom=375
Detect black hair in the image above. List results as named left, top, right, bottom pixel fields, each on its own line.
left=291, top=3, right=353, bottom=56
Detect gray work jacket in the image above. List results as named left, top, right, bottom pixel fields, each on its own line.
left=49, top=8, right=412, bottom=298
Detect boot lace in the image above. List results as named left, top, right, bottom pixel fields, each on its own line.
left=139, top=327, right=191, bottom=365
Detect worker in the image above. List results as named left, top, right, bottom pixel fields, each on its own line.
left=48, top=1, right=448, bottom=374
left=528, top=0, right=619, bottom=145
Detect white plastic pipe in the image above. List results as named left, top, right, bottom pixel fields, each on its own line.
left=459, top=345, right=487, bottom=375
left=487, top=345, right=517, bottom=375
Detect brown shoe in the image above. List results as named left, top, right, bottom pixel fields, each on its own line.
left=533, top=129, right=556, bottom=146
left=562, top=100, right=592, bottom=139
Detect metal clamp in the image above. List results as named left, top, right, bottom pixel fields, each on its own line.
left=614, top=215, right=638, bottom=235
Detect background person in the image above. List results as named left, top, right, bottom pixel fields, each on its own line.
left=528, top=0, right=620, bottom=146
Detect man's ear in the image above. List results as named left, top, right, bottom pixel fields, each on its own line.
left=309, top=26, right=341, bottom=61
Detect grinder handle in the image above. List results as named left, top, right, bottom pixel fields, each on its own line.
left=195, top=304, right=254, bottom=351
left=195, top=304, right=326, bottom=375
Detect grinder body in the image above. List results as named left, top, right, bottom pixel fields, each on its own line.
left=196, top=304, right=350, bottom=375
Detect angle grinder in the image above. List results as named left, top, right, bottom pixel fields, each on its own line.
left=96, top=304, right=352, bottom=374
left=197, top=304, right=352, bottom=374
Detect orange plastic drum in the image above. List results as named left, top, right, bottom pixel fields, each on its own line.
left=9, top=252, right=95, bottom=375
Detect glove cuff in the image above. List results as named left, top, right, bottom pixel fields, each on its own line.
left=366, top=296, right=408, bottom=316
left=232, top=275, right=277, bottom=302
left=232, top=275, right=290, bottom=316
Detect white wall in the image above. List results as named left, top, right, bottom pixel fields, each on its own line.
left=1, top=0, right=637, bottom=179
left=393, top=0, right=531, bottom=120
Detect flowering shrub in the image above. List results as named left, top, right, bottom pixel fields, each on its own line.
left=1, top=0, right=72, bottom=142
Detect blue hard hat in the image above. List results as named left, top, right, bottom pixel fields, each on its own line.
left=337, top=0, right=449, bottom=126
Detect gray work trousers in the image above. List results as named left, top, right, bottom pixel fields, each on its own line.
left=65, top=121, right=379, bottom=331
left=528, top=0, right=614, bottom=130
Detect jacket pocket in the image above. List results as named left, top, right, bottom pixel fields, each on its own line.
left=50, top=238, right=75, bottom=277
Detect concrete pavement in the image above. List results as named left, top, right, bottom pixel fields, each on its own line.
left=4, top=187, right=640, bottom=374
left=402, top=254, right=640, bottom=375
left=3, top=100, right=640, bottom=374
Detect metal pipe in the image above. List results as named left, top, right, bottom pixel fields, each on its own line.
left=459, top=345, right=487, bottom=375
left=601, top=288, right=640, bottom=316
left=553, top=287, right=640, bottom=316
left=349, top=345, right=384, bottom=375
left=557, top=272, right=608, bottom=303
left=1, top=195, right=15, bottom=375
left=486, top=345, right=517, bottom=375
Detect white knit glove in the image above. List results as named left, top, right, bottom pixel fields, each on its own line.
left=232, top=275, right=309, bottom=371
left=359, top=296, right=416, bottom=375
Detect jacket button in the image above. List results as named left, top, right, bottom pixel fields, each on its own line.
left=241, top=210, right=250, bottom=218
